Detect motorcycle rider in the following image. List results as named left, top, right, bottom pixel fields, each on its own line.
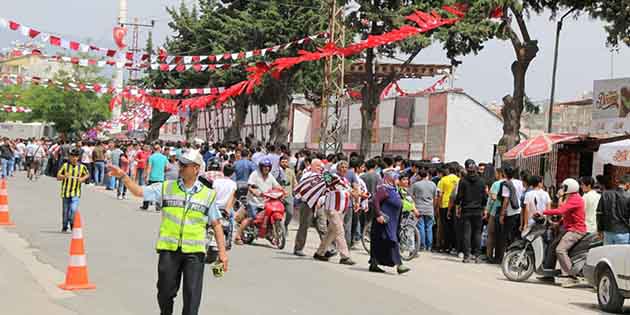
left=235, top=158, right=283, bottom=244
left=535, top=178, right=587, bottom=287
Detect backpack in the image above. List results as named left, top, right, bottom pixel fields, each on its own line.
left=499, top=180, right=520, bottom=210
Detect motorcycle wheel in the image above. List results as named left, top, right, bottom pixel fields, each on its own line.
left=501, top=248, right=535, bottom=282
left=361, top=222, right=372, bottom=254
left=399, top=223, right=420, bottom=261
left=273, top=221, right=286, bottom=250
left=242, top=226, right=256, bottom=245
left=224, top=225, right=233, bottom=251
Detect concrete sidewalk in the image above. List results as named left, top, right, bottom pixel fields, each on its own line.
left=0, top=227, right=76, bottom=315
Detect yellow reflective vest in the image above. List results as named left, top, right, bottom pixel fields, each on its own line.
left=156, top=180, right=217, bottom=253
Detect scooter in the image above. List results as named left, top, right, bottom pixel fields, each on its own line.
left=239, top=188, right=286, bottom=249
left=501, top=215, right=601, bottom=282
left=205, top=207, right=233, bottom=264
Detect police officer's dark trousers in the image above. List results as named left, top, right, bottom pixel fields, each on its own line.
left=157, top=249, right=205, bottom=315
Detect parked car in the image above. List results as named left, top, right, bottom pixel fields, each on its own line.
left=584, top=245, right=630, bottom=313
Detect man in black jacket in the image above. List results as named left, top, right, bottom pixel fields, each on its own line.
left=596, top=175, right=630, bottom=245
left=456, top=159, right=487, bottom=263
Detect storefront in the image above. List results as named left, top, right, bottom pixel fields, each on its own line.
left=593, top=139, right=630, bottom=183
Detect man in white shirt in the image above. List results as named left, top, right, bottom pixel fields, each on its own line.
left=235, top=158, right=282, bottom=244
left=80, top=142, right=93, bottom=184
left=497, top=166, right=523, bottom=261
left=521, top=175, right=551, bottom=230
left=580, top=176, right=600, bottom=234
left=212, top=165, right=237, bottom=213
left=16, top=139, right=26, bottom=171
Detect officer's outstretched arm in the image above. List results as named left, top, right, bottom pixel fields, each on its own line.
left=108, top=164, right=144, bottom=197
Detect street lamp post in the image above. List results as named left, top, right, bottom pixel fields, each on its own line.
left=547, top=7, right=577, bottom=133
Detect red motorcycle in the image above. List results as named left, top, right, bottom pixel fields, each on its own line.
left=240, top=188, right=286, bottom=249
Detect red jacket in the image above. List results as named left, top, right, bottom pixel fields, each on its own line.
left=543, top=193, right=586, bottom=233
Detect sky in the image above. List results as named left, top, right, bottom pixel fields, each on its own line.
left=2, top=0, right=630, bottom=105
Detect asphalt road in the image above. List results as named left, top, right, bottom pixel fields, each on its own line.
left=0, top=174, right=624, bottom=315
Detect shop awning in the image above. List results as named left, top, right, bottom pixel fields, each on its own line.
left=503, top=133, right=581, bottom=160
left=596, top=139, right=630, bottom=167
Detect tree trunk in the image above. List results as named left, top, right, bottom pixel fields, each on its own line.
left=498, top=9, right=539, bottom=154
left=499, top=62, right=526, bottom=151
left=359, top=47, right=378, bottom=158
left=225, top=95, right=249, bottom=142
left=147, top=109, right=171, bottom=143
left=269, top=74, right=292, bottom=145
left=184, top=109, right=200, bottom=142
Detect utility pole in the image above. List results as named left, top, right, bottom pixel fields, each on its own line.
left=319, top=0, right=345, bottom=154
left=111, top=0, right=128, bottom=133
left=123, top=17, right=155, bottom=80
left=547, top=7, right=576, bottom=133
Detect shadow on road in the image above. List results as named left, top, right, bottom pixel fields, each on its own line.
left=495, top=277, right=596, bottom=292
left=569, top=302, right=630, bottom=314
left=39, top=230, right=69, bottom=235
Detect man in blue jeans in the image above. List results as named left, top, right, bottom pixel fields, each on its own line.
left=410, top=169, right=438, bottom=251
left=57, top=148, right=89, bottom=232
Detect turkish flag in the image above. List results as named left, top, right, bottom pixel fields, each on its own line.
left=28, top=29, right=40, bottom=38
left=69, top=41, right=80, bottom=51
left=113, top=26, right=127, bottom=49
left=49, top=36, right=61, bottom=46
left=8, top=21, right=20, bottom=30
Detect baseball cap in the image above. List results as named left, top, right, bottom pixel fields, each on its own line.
left=179, top=150, right=203, bottom=166
left=169, top=151, right=177, bottom=157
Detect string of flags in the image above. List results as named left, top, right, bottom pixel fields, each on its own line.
left=154, top=33, right=328, bottom=64
left=9, top=49, right=142, bottom=70
left=1, top=74, right=226, bottom=96
left=0, top=18, right=131, bottom=60
left=0, top=17, right=327, bottom=63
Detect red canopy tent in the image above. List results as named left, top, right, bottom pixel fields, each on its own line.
left=503, top=133, right=581, bottom=160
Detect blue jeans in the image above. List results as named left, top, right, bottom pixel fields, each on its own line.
left=0, top=158, right=8, bottom=178
left=62, top=196, right=80, bottom=230
left=136, top=168, right=145, bottom=186
left=108, top=176, right=118, bottom=190
left=117, top=171, right=129, bottom=196
left=6, top=158, right=14, bottom=176
left=417, top=215, right=434, bottom=250
left=247, top=203, right=262, bottom=219
left=94, top=161, right=105, bottom=185
left=604, top=232, right=630, bottom=245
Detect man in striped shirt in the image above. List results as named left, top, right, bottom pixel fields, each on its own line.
left=57, top=148, right=90, bottom=232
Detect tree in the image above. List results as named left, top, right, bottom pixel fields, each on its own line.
left=345, top=1, right=460, bottom=156
left=0, top=66, right=111, bottom=137
left=583, top=1, right=630, bottom=47
left=432, top=1, right=601, bottom=152
left=165, top=0, right=325, bottom=145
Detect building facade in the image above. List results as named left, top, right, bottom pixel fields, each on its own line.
left=305, top=90, right=507, bottom=164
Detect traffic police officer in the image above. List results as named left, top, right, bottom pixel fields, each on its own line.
left=109, top=150, right=228, bottom=315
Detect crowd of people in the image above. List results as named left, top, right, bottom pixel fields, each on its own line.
left=2, top=136, right=629, bottom=277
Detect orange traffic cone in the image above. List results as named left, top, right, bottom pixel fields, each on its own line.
left=0, top=179, right=15, bottom=227
left=58, top=211, right=96, bottom=291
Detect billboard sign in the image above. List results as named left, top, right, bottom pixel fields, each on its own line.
left=591, top=78, right=630, bottom=134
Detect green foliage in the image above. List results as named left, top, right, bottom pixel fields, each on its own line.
left=580, top=1, right=630, bottom=47
left=0, top=65, right=111, bottom=136
left=161, top=0, right=327, bottom=105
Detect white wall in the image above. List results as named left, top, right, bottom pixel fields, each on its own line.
left=444, top=93, right=503, bottom=164
left=292, top=109, right=311, bottom=144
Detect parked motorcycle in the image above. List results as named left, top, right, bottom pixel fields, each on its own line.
left=238, top=188, right=286, bottom=249
left=205, top=207, right=234, bottom=264
left=501, top=215, right=601, bottom=282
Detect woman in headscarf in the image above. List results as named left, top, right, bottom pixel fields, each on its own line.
left=369, top=170, right=410, bottom=274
